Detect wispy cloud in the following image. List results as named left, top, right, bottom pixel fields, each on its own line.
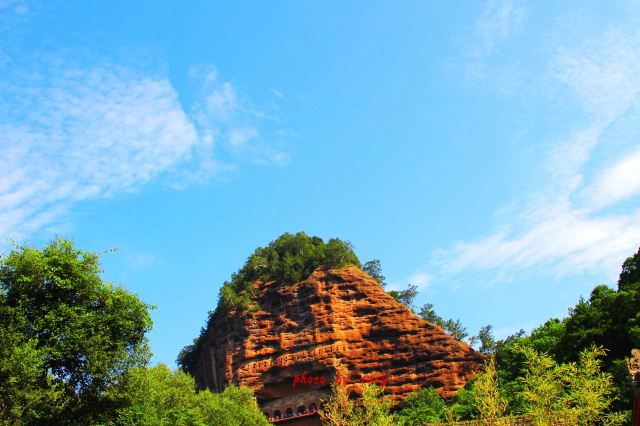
left=0, top=58, right=290, bottom=243
left=465, top=0, right=527, bottom=82
left=409, top=272, right=433, bottom=289
left=433, top=4, right=640, bottom=284
left=1, top=65, right=200, bottom=241
left=474, top=0, right=526, bottom=58
left=581, top=147, right=640, bottom=210
left=191, top=68, right=291, bottom=166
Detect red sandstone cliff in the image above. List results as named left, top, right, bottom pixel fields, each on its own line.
left=193, top=265, right=483, bottom=417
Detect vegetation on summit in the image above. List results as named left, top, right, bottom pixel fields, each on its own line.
left=178, top=232, right=363, bottom=375
left=215, top=231, right=361, bottom=313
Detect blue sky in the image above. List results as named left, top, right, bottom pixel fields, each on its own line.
left=2, top=0, right=639, bottom=366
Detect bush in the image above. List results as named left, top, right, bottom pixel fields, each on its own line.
left=396, top=387, right=446, bottom=425
left=319, top=383, right=394, bottom=426
left=102, top=364, right=269, bottom=426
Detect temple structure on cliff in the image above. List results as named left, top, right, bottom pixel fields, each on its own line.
left=191, top=265, right=483, bottom=425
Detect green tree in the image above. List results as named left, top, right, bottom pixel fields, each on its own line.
left=556, top=284, right=638, bottom=411
left=357, top=384, right=395, bottom=426
left=517, top=345, right=616, bottom=425
left=418, top=303, right=444, bottom=325
left=0, top=307, right=62, bottom=424
left=216, top=232, right=360, bottom=313
left=618, top=247, right=640, bottom=291
left=417, top=303, right=471, bottom=343
left=477, top=325, right=497, bottom=355
left=318, top=383, right=355, bottom=426
left=319, top=383, right=394, bottom=426
left=474, top=356, right=508, bottom=425
left=396, top=387, right=446, bottom=425
left=443, top=318, right=470, bottom=342
left=491, top=247, right=640, bottom=414
left=176, top=334, right=204, bottom=377
left=388, top=284, right=418, bottom=311
left=447, top=383, right=478, bottom=421
left=362, top=260, right=386, bottom=288
left=103, top=364, right=269, bottom=426
left=0, top=238, right=152, bottom=424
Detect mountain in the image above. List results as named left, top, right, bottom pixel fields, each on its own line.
left=191, top=265, right=483, bottom=421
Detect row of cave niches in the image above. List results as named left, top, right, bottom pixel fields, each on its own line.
left=264, top=402, right=321, bottom=423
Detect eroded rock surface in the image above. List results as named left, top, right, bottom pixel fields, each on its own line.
left=193, top=266, right=483, bottom=416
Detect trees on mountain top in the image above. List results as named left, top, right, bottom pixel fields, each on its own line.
left=363, top=259, right=387, bottom=288
left=216, top=232, right=361, bottom=313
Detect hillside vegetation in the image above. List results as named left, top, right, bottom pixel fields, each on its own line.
left=2, top=235, right=638, bottom=425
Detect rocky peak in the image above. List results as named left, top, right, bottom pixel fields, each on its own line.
left=192, top=265, right=483, bottom=419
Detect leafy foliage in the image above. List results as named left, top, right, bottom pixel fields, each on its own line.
left=417, top=303, right=473, bottom=343
left=396, top=345, right=621, bottom=425
left=517, top=345, right=615, bottom=425
left=217, top=232, right=360, bottom=312
left=102, top=364, right=269, bottom=426
left=363, top=259, right=386, bottom=288
left=474, top=356, right=508, bottom=424
left=618, top=246, right=640, bottom=291
left=396, top=387, right=446, bottom=425
left=0, top=238, right=152, bottom=425
left=0, top=314, right=63, bottom=424
left=388, top=284, right=418, bottom=311
left=176, top=333, right=206, bottom=377
left=477, top=325, right=497, bottom=355
left=490, top=247, right=640, bottom=414
left=319, top=383, right=394, bottom=426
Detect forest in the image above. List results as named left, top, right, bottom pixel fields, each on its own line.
left=1, top=233, right=638, bottom=425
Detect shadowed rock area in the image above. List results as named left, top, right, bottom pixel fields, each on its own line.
left=192, top=265, right=483, bottom=420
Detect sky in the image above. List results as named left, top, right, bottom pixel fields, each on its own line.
left=1, top=0, right=639, bottom=366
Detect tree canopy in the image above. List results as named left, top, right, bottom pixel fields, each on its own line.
left=362, top=259, right=386, bottom=288
left=319, top=383, right=394, bottom=426
left=0, top=238, right=153, bottom=425
left=216, top=232, right=361, bottom=312
left=102, top=364, right=269, bottom=426
left=492, top=246, right=640, bottom=414
left=387, top=284, right=418, bottom=311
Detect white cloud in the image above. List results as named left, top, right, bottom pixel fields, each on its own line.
left=432, top=8, right=640, bottom=284
left=466, top=0, right=527, bottom=81
left=409, top=272, right=433, bottom=289
left=475, top=0, right=526, bottom=57
left=191, top=68, right=290, bottom=166
left=204, top=80, right=238, bottom=121
left=0, top=67, right=203, bottom=242
left=582, top=147, right=640, bottom=210
left=552, top=30, right=640, bottom=121
left=0, top=61, right=291, bottom=244
left=227, top=127, right=259, bottom=150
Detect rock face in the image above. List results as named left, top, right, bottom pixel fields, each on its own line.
left=193, top=265, right=483, bottom=420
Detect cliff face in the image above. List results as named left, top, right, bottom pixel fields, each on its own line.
left=193, top=265, right=483, bottom=417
